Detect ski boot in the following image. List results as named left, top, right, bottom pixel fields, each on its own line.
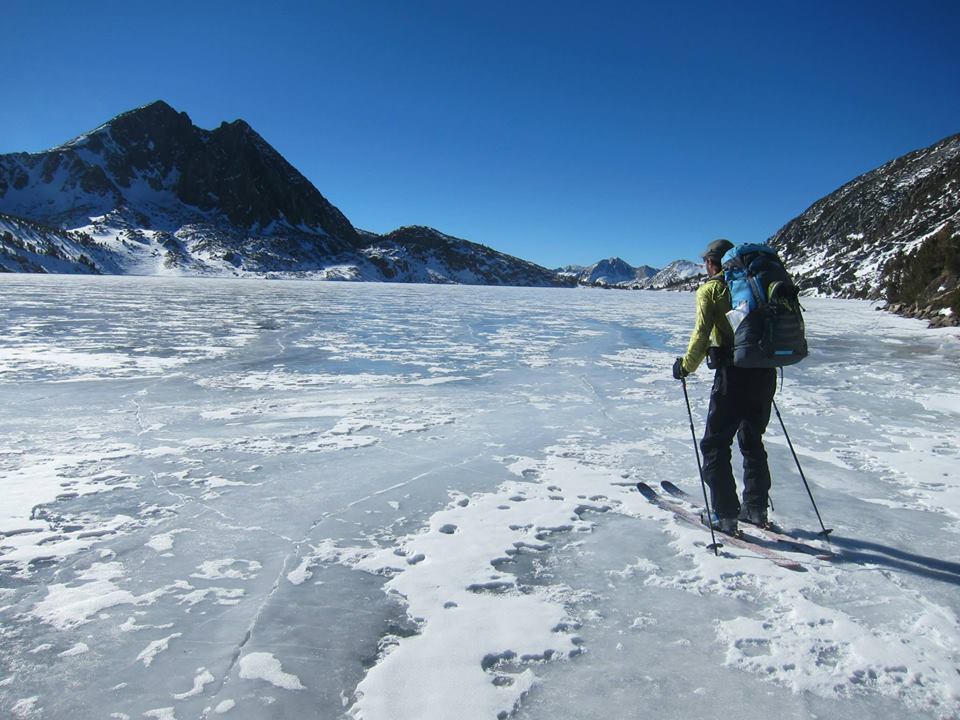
left=704, top=512, right=739, bottom=536
left=738, top=505, right=769, bottom=529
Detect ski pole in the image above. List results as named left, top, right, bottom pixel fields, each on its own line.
left=681, top=376, right=722, bottom=554
left=772, top=399, right=833, bottom=542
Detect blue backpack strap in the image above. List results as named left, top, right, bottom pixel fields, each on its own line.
left=748, top=275, right=766, bottom=306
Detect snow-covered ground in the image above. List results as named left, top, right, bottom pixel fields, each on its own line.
left=1, top=276, right=958, bottom=720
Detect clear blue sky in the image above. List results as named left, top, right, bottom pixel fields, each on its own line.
left=2, top=0, right=958, bottom=269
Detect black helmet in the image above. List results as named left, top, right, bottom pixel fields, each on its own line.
left=702, top=239, right=734, bottom=262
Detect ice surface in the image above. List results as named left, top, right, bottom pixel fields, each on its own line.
left=0, top=275, right=958, bottom=720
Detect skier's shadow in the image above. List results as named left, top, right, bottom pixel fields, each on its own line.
left=791, top=530, right=960, bottom=586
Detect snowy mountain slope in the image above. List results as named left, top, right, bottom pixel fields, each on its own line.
left=0, top=210, right=356, bottom=277
left=360, top=226, right=572, bottom=286
left=631, top=258, right=703, bottom=289
left=0, top=102, right=569, bottom=286
left=769, top=131, right=960, bottom=324
left=0, top=213, right=109, bottom=274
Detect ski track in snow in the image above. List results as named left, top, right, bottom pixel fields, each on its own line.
left=0, top=276, right=958, bottom=720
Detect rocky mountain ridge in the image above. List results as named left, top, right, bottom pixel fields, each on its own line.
left=0, top=101, right=570, bottom=287
left=768, top=131, right=960, bottom=325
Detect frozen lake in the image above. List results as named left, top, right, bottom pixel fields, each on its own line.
left=1, top=275, right=958, bottom=720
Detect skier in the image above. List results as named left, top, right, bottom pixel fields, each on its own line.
left=671, top=239, right=777, bottom=534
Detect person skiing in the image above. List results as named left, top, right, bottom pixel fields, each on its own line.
left=671, top=239, right=777, bottom=534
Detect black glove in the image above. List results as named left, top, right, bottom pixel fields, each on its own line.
left=672, top=357, right=688, bottom=380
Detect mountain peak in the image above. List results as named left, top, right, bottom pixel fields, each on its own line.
left=0, top=101, right=359, bottom=243
left=218, top=117, right=255, bottom=132
left=0, top=101, right=572, bottom=286
left=574, top=256, right=646, bottom=286
left=134, top=99, right=178, bottom=115
left=110, top=99, right=190, bottom=130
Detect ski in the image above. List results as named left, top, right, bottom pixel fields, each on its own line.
left=636, top=482, right=806, bottom=572
left=659, top=480, right=835, bottom=560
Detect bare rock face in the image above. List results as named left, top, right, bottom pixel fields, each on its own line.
left=0, top=101, right=359, bottom=250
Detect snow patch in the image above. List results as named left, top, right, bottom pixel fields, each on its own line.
left=238, top=652, right=305, bottom=690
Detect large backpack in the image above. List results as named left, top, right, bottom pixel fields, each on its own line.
left=721, top=243, right=808, bottom=368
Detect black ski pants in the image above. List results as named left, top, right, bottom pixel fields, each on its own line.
left=699, top=366, right=777, bottom=519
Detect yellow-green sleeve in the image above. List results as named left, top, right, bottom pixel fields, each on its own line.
left=681, top=279, right=733, bottom=374
left=681, top=284, right=715, bottom=373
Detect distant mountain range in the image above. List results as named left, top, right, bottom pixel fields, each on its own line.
left=556, top=258, right=703, bottom=290
left=1, top=101, right=956, bottom=324
left=556, top=257, right=657, bottom=287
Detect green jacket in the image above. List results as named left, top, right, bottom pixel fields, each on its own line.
left=681, top=274, right=734, bottom=374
